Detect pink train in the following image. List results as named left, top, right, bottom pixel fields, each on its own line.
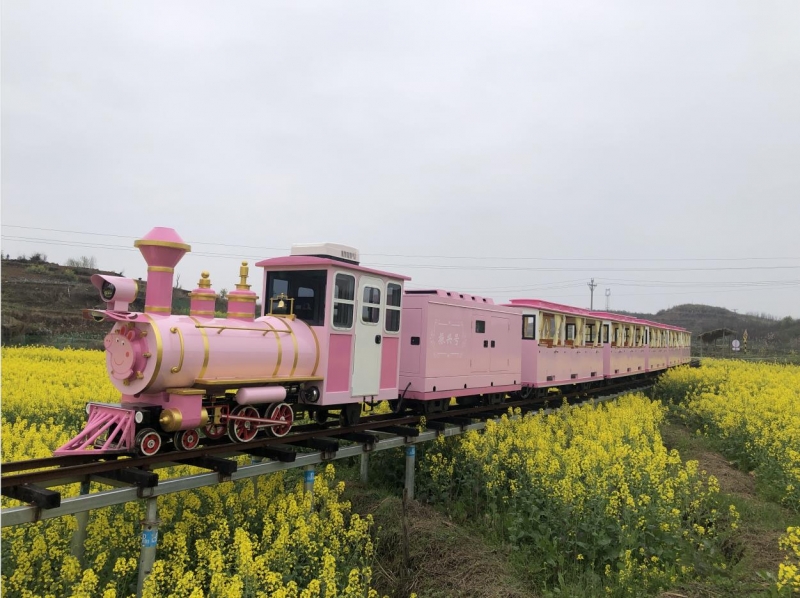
left=56, top=227, right=691, bottom=457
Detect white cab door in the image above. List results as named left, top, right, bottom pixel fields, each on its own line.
left=352, top=276, right=383, bottom=396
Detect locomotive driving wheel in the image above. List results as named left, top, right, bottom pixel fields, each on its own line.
left=267, top=402, right=294, bottom=437
left=135, top=428, right=162, bottom=457
left=174, top=429, right=200, bottom=451
left=228, top=405, right=260, bottom=443
left=203, top=422, right=226, bottom=440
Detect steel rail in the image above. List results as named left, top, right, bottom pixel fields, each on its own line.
left=0, top=386, right=649, bottom=528
left=1, top=377, right=655, bottom=491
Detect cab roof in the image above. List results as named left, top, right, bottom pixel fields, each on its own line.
left=255, top=256, right=411, bottom=281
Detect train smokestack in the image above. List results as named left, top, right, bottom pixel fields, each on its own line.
left=134, top=227, right=190, bottom=315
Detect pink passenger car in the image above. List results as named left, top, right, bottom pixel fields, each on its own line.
left=505, top=299, right=604, bottom=397
left=591, top=312, right=651, bottom=378
left=399, top=290, right=522, bottom=412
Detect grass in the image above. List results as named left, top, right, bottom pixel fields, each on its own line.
left=332, top=417, right=798, bottom=597
left=657, top=419, right=800, bottom=597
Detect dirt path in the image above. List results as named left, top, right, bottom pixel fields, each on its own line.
left=661, top=422, right=798, bottom=590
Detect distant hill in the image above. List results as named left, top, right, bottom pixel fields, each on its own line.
left=618, top=304, right=800, bottom=359
left=2, top=257, right=798, bottom=359
left=0, top=257, right=229, bottom=348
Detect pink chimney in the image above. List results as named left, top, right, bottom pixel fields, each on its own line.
left=133, top=227, right=190, bottom=315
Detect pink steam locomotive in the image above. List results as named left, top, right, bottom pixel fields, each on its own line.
left=56, top=227, right=691, bottom=457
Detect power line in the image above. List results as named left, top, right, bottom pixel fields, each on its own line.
left=4, top=224, right=798, bottom=262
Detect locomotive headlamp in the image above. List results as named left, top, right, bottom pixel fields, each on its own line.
left=91, top=275, right=138, bottom=311
left=101, top=280, right=116, bottom=301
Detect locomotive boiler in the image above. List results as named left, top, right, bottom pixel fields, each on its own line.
left=56, top=227, right=325, bottom=456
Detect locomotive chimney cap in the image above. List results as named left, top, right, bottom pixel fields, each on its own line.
left=133, top=227, right=191, bottom=252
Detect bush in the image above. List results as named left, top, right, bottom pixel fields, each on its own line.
left=25, top=264, right=49, bottom=275
left=65, top=256, right=97, bottom=269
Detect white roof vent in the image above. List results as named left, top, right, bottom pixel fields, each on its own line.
left=291, top=243, right=360, bottom=264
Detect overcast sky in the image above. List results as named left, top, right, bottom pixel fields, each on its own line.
left=2, top=1, right=799, bottom=318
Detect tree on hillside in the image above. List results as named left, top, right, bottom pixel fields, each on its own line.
left=65, top=256, right=97, bottom=269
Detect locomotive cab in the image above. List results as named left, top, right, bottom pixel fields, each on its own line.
left=256, top=244, right=410, bottom=423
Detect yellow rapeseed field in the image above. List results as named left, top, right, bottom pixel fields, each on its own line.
left=1, top=347, right=381, bottom=597
left=656, top=359, right=800, bottom=510
left=416, top=394, right=740, bottom=595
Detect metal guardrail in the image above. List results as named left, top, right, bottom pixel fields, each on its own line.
left=0, top=389, right=634, bottom=528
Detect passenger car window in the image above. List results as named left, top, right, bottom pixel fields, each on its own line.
left=522, top=315, right=536, bottom=339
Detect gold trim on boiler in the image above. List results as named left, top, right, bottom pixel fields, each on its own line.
left=170, top=327, right=185, bottom=373
left=194, top=375, right=324, bottom=388
left=189, top=310, right=216, bottom=317
left=189, top=292, right=217, bottom=300
left=195, top=323, right=291, bottom=335
left=188, top=316, right=210, bottom=379
left=301, top=320, right=321, bottom=376
left=165, top=387, right=205, bottom=395
left=140, top=315, right=163, bottom=394
left=145, top=305, right=172, bottom=313
left=289, top=321, right=299, bottom=376
left=228, top=295, right=257, bottom=303
left=134, top=239, right=191, bottom=252
left=148, top=266, right=174, bottom=273
left=263, top=321, right=283, bottom=377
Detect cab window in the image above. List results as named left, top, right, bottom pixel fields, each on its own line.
left=385, top=283, right=402, bottom=333
left=266, top=270, right=326, bottom=326
left=362, top=286, right=381, bottom=324
left=332, top=273, right=355, bottom=329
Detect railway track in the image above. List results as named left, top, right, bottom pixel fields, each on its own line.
left=1, top=375, right=658, bottom=509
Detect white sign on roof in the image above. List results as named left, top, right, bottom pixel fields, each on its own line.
left=290, top=243, right=360, bottom=264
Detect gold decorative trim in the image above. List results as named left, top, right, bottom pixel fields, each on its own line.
left=140, top=315, right=163, bottom=394
left=165, top=387, right=205, bottom=395
left=289, top=321, right=299, bottom=376
left=227, top=295, right=257, bottom=303
left=189, top=292, right=217, bottom=300
left=189, top=310, right=216, bottom=316
left=170, top=327, right=185, bottom=373
left=302, top=321, right=321, bottom=376
left=195, top=376, right=324, bottom=387
left=263, top=321, right=283, bottom=377
left=159, top=408, right=182, bottom=432
left=189, top=316, right=210, bottom=379
left=195, top=323, right=290, bottom=335
left=134, top=239, right=191, bottom=251
left=148, top=266, right=174, bottom=273
left=145, top=305, right=171, bottom=313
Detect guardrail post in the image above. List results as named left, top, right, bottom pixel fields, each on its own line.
left=70, top=480, right=90, bottom=564
left=360, top=452, right=369, bottom=483
left=303, top=465, right=315, bottom=507
left=404, top=445, right=416, bottom=501
left=136, top=497, right=159, bottom=598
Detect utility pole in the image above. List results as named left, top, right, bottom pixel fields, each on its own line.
left=605, top=288, right=611, bottom=311
left=587, top=278, right=597, bottom=309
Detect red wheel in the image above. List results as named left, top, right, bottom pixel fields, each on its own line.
left=203, top=422, right=226, bottom=440
left=174, top=429, right=200, bottom=451
left=135, top=428, right=162, bottom=457
left=227, top=406, right=260, bottom=443
left=267, top=403, right=294, bottom=437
